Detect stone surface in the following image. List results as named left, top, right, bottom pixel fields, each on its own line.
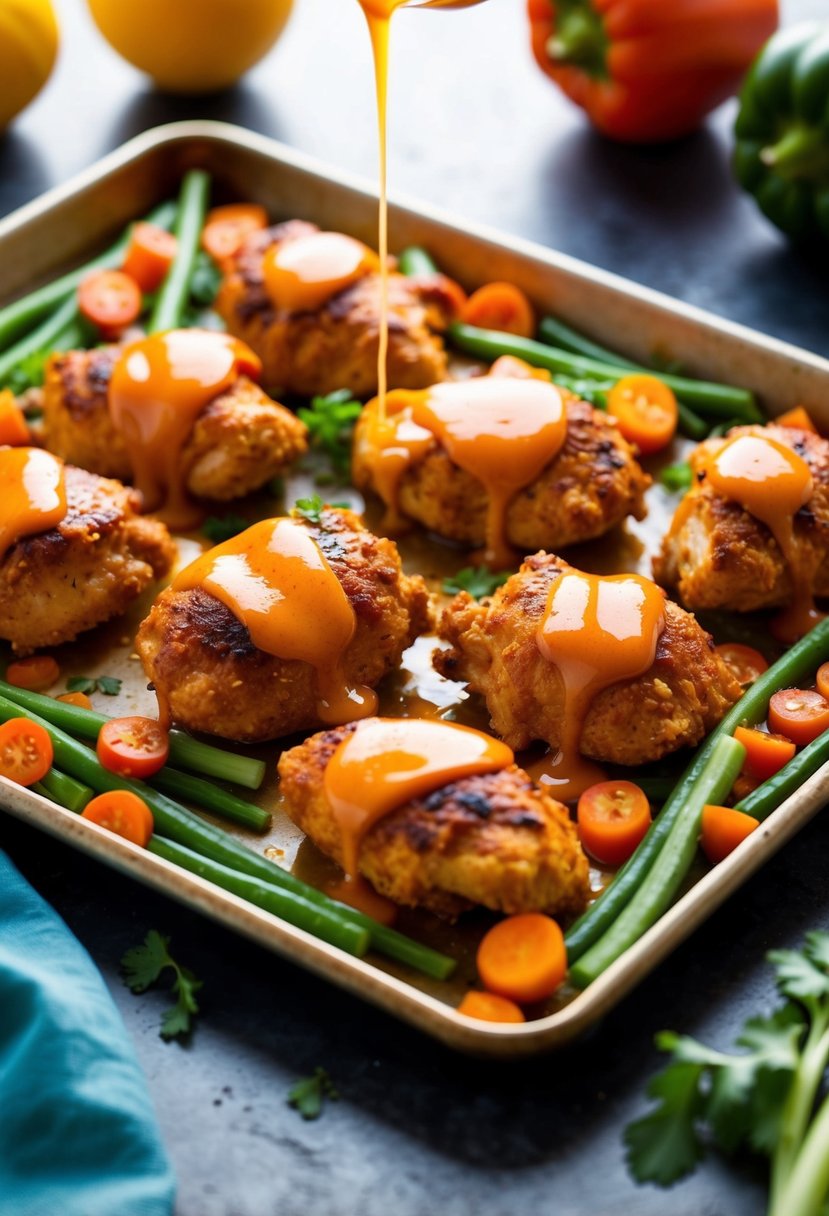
left=2, top=0, right=828, bottom=1212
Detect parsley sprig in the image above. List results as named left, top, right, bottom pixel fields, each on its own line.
left=66, top=675, right=122, bottom=696
left=287, top=1067, right=339, bottom=1120
left=441, top=566, right=511, bottom=599
left=121, top=931, right=202, bottom=1041
left=298, top=389, right=362, bottom=478
left=292, top=495, right=349, bottom=525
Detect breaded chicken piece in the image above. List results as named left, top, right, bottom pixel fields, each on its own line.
left=436, top=553, right=742, bottom=767
left=0, top=465, right=175, bottom=654
left=655, top=423, right=829, bottom=612
left=136, top=508, right=432, bottom=742
left=215, top=220, right=460, bottom=397
left=352, top=388, right=650, bottom=552
left=278, top=722, right=590, bottom=920
left=41, top=347, right=308, bottom=499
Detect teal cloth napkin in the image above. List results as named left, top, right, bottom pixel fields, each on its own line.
left=0, top=849, right=176, bottom=1216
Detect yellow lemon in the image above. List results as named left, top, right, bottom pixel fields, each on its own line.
left=87, top=0, right=294, bottom=94
left=0, top=0, right=58, bottom=128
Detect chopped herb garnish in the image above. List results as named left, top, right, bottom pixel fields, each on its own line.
left=189, top=250, right=223, bottom=306
left=202, top=514, right=250, bottom=543
left=442, top=566, right=511, bottom=599
left=298, top=388, right=362, bottom=478
left=66, top=675, right=122, bottom=696
left=287, top=1067, right=339, bottom=1120
left=121, top=930, right=202, bottom=1041
left=659, top=462, right=693, bottom=493
left=292, top=495, right=350, bottom=525
left=6, top=349, right=49, bottom=395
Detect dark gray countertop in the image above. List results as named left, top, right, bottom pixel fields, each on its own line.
left=2, top=0, right=829, bottom=1212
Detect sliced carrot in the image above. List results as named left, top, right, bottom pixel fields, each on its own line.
left=202, top=203, right=268, bottom=264
left=476, top=913, right=566, bottom=1004
left=122, top=222, right=178, bottom=293
left=715, top=643, right=769, bottom=687
left=0, top=718, right=53, bottom=786
left=6, top=655, right=59, bottom=692
left=459, top=282, right=536, bottom=339
left=457, top=991, right=525, bottom=1023
left=78, top=270, right=143, bottom=338
left=97, top=716, right=169, bottom=780
left=768, top=688, right=829, bottom=747
left=81, top=790, right=154, bottom=847
left=776, top=406, right=817, bottom=433
left=0, top=389, right=30, bottom=445
left=56, top=691, right=94, bottom=711
left=817, top=663, right=829, bottom=702
left=734, top=726, right=796, bottom=782
left=701, top=804, right=760, bottom=865
left=577, top=780, right=652, bottom=868
left=607, top=373, right=678, bottom=455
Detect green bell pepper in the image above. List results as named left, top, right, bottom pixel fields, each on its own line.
left=734, top=22, right=829, bottom=244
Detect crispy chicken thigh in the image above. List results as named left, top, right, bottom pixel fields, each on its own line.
left=136, top=508, right=431, bottom=742
left=654, top=423, right=829, bottom=612
left=278, top=722, right=591, bottom=920
left=215, top=220, right=460, bottom=397
left=0, top=465, right=175, bottom=654
left=436, top=553, right=742, bottom=767
left=41, top=346, right=308, bottom=500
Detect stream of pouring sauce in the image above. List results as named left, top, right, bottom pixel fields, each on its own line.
left=532, top=570, right=666, bottom=801
left=108, top=329, right=262, bottom=529
left=0, top=447, right=67, bottom=560
left=172, top=517, right=378, bottom=727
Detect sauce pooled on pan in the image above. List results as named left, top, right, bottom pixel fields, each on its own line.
left=360, top=376, right=567, bottom=567
left=324, top=716, right=513, bottom=880
left=0, top=447, right=67, bottom=559
left=534, top=570, right=666, bottom=801
left=704, top=432, right=821, bottom=642
left=173, top=517, right=378, bottom=726
left=108, top=329, right=262, bottom=529
left=263, top=231, right=380, bottom=313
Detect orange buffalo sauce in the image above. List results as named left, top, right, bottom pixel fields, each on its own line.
left=360, top=376, right=567, bottom=566
left=0, top=447, right=67, bottom=559
left=534, top=571, right=666, bottom=800
left=324, top=717, right=513, bottom=880
left=263, top=231, right=379, bottom=313
left=173, top=517, right=378, bottom=725
left=108, top=329, right=262, bottom=529
left=705, top=433, right=820, bottom=642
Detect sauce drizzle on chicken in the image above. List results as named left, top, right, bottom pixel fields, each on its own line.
left=262, top=232, right=379, bottom=313
left=0, top=447, right=67, bottom=559
left=108, top=329, right=262, bottom=528
left=172, top=517, right=378, bottom=727
left=323, top=716, right=513, bottom=879
left=534, top=571, right=666, bottom=800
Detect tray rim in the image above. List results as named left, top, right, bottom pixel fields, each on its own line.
left=3, top=118, right=829, bottom=1057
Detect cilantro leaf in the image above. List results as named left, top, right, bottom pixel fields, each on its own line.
left=292, top=495, right=350, bottom=525
left=298, top=389, right=362, bottom=478
left=624, top=1057, right=706, bottom=1186
left=287, top=1067, right=339, bottom=1120
left=120, top=931, right=202, bottom=1041
left=442, top=566, right=511, bottom=599
left=66, top=675, right=122, bottom=696
left=202, top=514, right=250, bottom=544
left=96, top=675, right=122, bottom=696
left=770, top=940, right=829, bottom=1009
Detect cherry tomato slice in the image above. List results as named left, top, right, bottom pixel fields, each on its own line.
left=0, top=718, right=53, bottom=786
left=607, top=374, right=678, bottom=455
left=816, top=663, right=829, bottom=703
left=202, top=203, right=268, bottom=264
left=6, top=655, right=60, bottom=691
left=577, top=780, right=652, bottom=867
left=82, top=790, right=154, bottom=847
left=78, top=270, right=142, bottom=338
left=768, top=688, right=829, bottom=747
left=97, top=716, right=169, bottom=779
left=715, top=643, right=769, bottom=688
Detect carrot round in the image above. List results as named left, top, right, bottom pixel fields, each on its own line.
left=459, top=282, right=536, bottom=339
left=607, top=373, right=679, bottom=454
left=122, top=222, right=178, bottom=293
left=776, top=406, right=817, bottom=433
left=56, top=691, right=94, bottom=711
left=78, top=270, right=142, bottom=338
left=715, top=643, right=769, bottom=688
left=476, top=913, right=567, bottom=1004
left=577, top=780, right=652, bottom=867
left=202, top=203, right=268, bottom=264
left=81, top=789, right=154, bottom=847
left=701, top=804, right=760, bottom=865
left=0, top=389, right=30, bottom=446
left=0, top=717, right=53, bottom=786
left=6, top=655, right=59, bottom=692
left=768, top=688, right=829, bottom=747
left=733, top=726, right=795, bottom=782
left=457, top=991, right=525, bottom=1023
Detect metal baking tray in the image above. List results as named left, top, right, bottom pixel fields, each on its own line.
left=3, top=119, right=829, bottom=1057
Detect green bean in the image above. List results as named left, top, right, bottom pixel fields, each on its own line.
left=398, top=246, right=438, bottom=277
left=448, top=323, right=763, bottom=422
left=570, top=734, right=747, bottom=989
left=148, top=171, right=211, bottom=334
left=565, top=615, right=829, bottom=962
left=0, top=200, right=177, bottom=353
left=0, top=695, right=454, bottom=979
left=149, top=767, right=269, bottom=832
left=736, top=731, right=829, bottom=821
left=148, top=837, right=369, bottom=957
left=31, top=766, right=93, bottom=813
left=539, top=315, right=641, bottom=370
left=0, top=296, right=80, bottom=387
left=0, top=681, right=265, bottom=790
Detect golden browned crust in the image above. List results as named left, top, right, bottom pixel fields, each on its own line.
left=215, top=221, right=460, bottom=397
left=352, top=391, right=650, bottom=551
left=436, top=552, right=742, bottom=767
left=0, top=465, right=175, bottom=654
left=43, top=345, right=130, bottom=479
left=135, top=508, right=433, bottom=742
left=654, top=424, right=829, bottom=612
left=278, top=721, right=590, bottom=920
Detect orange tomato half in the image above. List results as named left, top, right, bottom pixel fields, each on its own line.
left=607, top=374, right=678, bottom=455
left=577, top=780, right=652, bottom=867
